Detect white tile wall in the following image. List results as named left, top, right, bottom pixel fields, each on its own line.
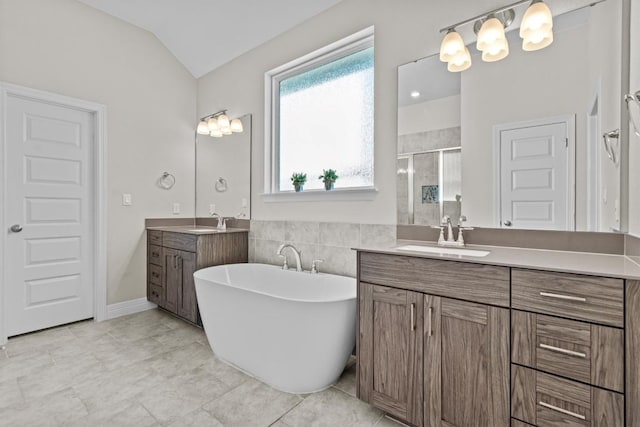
left=249, top=221, right=396, bottom=277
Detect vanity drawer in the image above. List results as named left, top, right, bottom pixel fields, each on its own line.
left=512, top=311, right=623, bottom=392
left=511, top=269, right=624, bottom=327
left=162, top=232, right=197, bottom=252
left=148, top=244, right=163, bottom=266
left=358, top=252, right=510, bottom=307
left=148, top=230, right=163, bottom=245
left=148, top=284, right=163, bottom=305
left=511, top=365, right=623, bottom=426
left=148, top=263, right=162, bottom=286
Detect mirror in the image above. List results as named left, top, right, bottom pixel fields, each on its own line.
left=196, top=114, right=251, bottom=219
left=397, top=0, right=626, bottom=232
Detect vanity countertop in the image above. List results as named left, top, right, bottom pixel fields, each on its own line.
left=146, top=225, right=249, bottom=235
left=354, top=240, right=640, bottom=281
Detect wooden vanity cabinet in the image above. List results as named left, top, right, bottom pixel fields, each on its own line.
left=357, top=252, right=511, bottom=427
left=163, top=247, right=197, bottom=323
left=147, top=229, right=248, bottom=325
left=359, top=283, right=423, bottom=425
left=356, top=252, right=635, bottom=426
left=424, top=296, right=509, bottom=427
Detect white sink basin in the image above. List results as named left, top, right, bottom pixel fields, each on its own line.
left=187, top=229, right=220, bottom=233
left=395, top=245, right=490, bottom=257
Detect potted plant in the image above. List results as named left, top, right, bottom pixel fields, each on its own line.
left=319, top=169, right=338, bottom=190
left=291, top=172, right=307, bottom=192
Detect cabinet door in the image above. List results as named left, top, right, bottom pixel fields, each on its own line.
left=358, top=283, right=423, bottom=426
left=424, top=296, right=509, bottom=427
left=162, top=247, right=179, bottom=313
left=177, top=250, right=198, bottom=324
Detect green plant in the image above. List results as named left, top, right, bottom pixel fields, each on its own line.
left=290, top=172, right=307, bottom=185
left=318, top=169, right=339, bottom=183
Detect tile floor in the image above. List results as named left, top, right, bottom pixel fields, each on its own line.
left=0, top=309, right=399, bottom=427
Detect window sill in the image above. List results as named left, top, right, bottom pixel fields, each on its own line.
left=260, top=187, right=378, bottom=203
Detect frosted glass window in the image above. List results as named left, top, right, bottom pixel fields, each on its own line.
left=274, top=46, right=374, bottom=191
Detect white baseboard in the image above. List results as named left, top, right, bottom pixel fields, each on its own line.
left=106, top=297, right=157, bottom=320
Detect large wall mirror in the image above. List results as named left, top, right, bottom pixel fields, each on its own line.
left=196, top=114, right=252, bottom=219
left=397, top=0, right=627, bottom=232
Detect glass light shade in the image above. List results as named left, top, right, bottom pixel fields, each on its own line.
left=476, top=18, right=506, bottom=52
left=439, top=30, right=465, bottom=62
left=222, top=128, right=233, bottom=135
left=520, top=1, right=553, bottom=38
left=482, top=38, right=509, bottom=62
left=217, top=114, right=230, bottom=129
left=447, top=47, right=472, bottom=72
left=522, top=28, right=553, bottom=51
left=210, top=129, right=223, bottom=138
left=230, top=118, right=244, bottom=133
left=196, top=120, right=209, bottom=135
left=207, top=117, right=219, bottom=131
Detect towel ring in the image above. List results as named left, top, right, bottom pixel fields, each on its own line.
left=215, top=177, right=228, bottom=192
left=159, top=172, right=176, bottom=189
left=625, top=90, right=640, bottom=137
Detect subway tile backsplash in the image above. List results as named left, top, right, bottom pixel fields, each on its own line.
left=249, top=220, right=395, bottom=277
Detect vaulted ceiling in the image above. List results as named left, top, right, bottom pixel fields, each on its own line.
left=78, top=0, right=343, bottom=78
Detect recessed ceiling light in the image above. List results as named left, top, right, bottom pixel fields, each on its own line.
left=410, top=91, right=421, bottom=98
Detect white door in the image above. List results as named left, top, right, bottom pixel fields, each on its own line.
left=5, top=94, right=94, bottom=336
left=497, top=117, right=574, bottom=230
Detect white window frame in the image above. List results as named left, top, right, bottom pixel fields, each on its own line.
left=263, top=26, right=377, bottom=201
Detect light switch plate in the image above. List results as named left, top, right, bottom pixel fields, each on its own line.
left=122, top=194, right=132, bottom=206
left=173, top=203, right=180, bottom=215
left=209, top=204, right=216, bottom=215
left=241, top=198, right=248, bottom=208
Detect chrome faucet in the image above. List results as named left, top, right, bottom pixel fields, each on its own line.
left=209, top=212, right=226, bottom=230
left=443, top=215, right=455, bottom=243
left=276, top=243, right=303, bottom=272
left=432, top=215, right=473, bottom=247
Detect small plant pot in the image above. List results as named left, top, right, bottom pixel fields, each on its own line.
left=324, top=181, right=335, bottom=191
left=294, top=184, right=304, bottom=192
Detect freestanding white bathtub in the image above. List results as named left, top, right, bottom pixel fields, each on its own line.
left=193, top=263, right=356, bottom=394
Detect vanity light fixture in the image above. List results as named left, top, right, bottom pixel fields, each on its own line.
left=447, top=47, right=472, bottom=72
left=438, top=0, right=555, bottom=72
left=217, top=113, right=230, bottom=130
left=520, top=0, right=554, bottom=51
left=476, top=17, right=509, bottom=61
left=196, top=120, right=209, bottom=135
left=230, top=118, right=244, bottom=133
left=207, top=117, right=219, bottom=132
left=439, top=29, right=465, bottom=63
left=196, top=110, right=244, bottom=138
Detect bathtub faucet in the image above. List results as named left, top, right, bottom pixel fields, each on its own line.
left=276, top=243, right=303, bottom=272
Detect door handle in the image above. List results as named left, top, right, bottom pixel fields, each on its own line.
left=410, top=303, right=416, bottom=331
left=503, top=220, right=512, bottom=227
left=9, top=224, right=23, bottom=233
left=539, top=401, right=586, bottom=420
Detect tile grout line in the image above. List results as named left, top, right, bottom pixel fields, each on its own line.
left=268, top=395, right=306, bottom=427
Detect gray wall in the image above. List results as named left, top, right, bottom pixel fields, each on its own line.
left=0, top=0, right=197, bottom=304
